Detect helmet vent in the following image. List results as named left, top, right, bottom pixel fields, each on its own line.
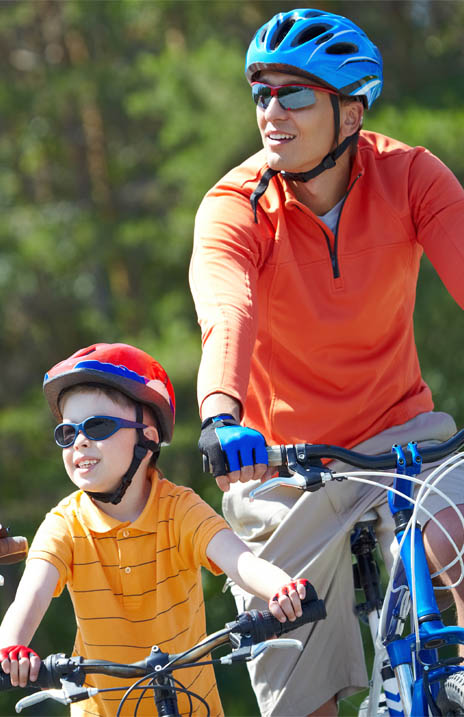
left=316, top=32, right=334, bottom=45
left=270, top=18, right=296, bottom=49
left=326, top=42, right=359, bottom=55
left=292, top=24, right=331, bottom=47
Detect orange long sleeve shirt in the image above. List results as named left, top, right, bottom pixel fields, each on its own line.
left=190, top=131, right=464, bottom=448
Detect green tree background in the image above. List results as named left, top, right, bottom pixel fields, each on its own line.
left=0, top=1, right=462, bottom=715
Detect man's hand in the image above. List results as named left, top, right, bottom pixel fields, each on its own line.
left=0, top=645, right=40, bottom=687
left=268, top=579, right=310, bottom=623
left=199, top=414, right=272, bottom=492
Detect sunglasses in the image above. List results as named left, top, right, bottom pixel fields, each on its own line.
left=54, top=415, right=148, bottom=448
left=251, top=82, right=337, bottom=111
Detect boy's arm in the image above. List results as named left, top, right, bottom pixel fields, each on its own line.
left=0, top=559, right=59, bottom=687
left=206, top=529, right=307, bottom=623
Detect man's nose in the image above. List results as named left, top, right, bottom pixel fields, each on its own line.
left=263, top=96, right=288, bottom=120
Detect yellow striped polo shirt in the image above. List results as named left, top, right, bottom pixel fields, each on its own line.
left=28, top=470, right=228, bottom=716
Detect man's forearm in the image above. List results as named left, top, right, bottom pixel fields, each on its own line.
left=200, top=393, right=241, bottom=422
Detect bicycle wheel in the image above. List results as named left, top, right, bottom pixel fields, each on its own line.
left=357, top=694, right=389, bottom=716
left=436, top=672, right=464, bottom=716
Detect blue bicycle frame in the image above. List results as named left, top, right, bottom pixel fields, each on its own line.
left=248, top=431, right=464, bottom=716
left=384, top=442, right=464, bottom=716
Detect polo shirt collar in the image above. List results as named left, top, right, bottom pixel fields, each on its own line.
left=77, top=470, right=160, bottom=534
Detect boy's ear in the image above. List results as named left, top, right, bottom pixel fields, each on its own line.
left=143, top=424, right=160, bottom=445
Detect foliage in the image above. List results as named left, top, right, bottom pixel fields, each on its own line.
left=0, top=1, right=463, bottom=715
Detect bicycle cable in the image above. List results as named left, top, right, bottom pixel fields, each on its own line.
left=334, top=466, right=464, bottom=646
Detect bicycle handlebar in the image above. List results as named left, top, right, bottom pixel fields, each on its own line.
left=0, top=592, right=326, bottom=693
left=202, top=429, right=464, bottom=477
left=265, top=428, right=464, bottom=470
left=244, top=429, right=464, bottom=500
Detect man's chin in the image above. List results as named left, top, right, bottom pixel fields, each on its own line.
left=266, top=154, right=306, bottom=174
left=266, top=155, right=287, bottom=172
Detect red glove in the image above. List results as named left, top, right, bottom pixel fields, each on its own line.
left=270, top=578, right=310, bottom=606
left=0, top=645, right=40, bottom=662
left=269, top=578, right=311, bottom=622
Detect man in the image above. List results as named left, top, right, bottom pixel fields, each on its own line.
left=190, top=8, right=464, bottom=716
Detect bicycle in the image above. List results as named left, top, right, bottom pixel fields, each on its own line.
left=246, top=428, right=464, bottom=716
left=0, top=587, right=326, bottom=715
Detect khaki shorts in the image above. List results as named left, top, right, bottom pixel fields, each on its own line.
left=222, top=412, right=464, bottom=716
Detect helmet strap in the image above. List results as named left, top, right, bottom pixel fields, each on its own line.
left=249, top=94, right=358, bottom=222
left=250, top=167, right=278, bottom=222
left=85, top=403, right=159, bottom=506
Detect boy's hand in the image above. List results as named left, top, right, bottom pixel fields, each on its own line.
left=268, top=578, right=310, bottom=623
left=0, top=645, right=40, bottom=687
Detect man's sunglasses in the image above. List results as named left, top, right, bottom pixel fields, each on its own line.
left=251, top=82, right=337, bottom=111
left=54, top=415, right=148, bottom=448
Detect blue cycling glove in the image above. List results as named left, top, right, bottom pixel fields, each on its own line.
left=199, top=414, right=268, bottom=477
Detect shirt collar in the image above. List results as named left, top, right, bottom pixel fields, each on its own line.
left=281, top=144, right=364, bottom=208
left=77, top=470, right=160, bottom=534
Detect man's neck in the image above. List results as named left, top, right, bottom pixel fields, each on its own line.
left=289, top=151, right=352, bottom=216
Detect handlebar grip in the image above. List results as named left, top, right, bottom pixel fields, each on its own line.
left=0, top=656, right=63, bottom=691
left=0, top=537, right=28, bottom=565
left=0, top=671, right=12, bottom=690
left=0, top=525, right=28, bottom=565
left=202, top=446, right=283, bottom=474
left=229, top=590, right=326, bottom=644
left=266, top=598, right=327, bottom=637
left=0, top=671, right=40, bottom=691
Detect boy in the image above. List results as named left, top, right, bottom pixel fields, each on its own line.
left=0, top=343, right=307, bottom=716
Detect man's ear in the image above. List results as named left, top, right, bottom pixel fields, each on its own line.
left=340, top=101, right=364, bottom=138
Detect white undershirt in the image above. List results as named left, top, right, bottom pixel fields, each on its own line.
left=317, top=196, right=344, bottom=234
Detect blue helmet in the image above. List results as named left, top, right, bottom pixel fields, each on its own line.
left=246, top=8, right=383, bottom=109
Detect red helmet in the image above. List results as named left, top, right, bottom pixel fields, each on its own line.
left=43, top=343, right=176, bottom=445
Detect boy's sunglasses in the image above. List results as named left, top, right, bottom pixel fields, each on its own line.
left=54, top=415, right=148, bottom=448
left=251, top=82, right=337, bottom=111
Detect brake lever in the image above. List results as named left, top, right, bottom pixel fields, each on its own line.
left=15, top=682, right=99, bottom=713
left=250, top=638, right=303, bottom=659
left=249, top=475, right=307, bottom=501
left=16, top=689, right=70, bottom=712
left=250, top=445, right=335, bottom=501
left=219, top=638, right=303, bottom=664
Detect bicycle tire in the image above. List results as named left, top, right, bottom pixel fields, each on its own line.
left=436, top=672, right=464, bottom=716
left=357, top=694, right=389, bottom=717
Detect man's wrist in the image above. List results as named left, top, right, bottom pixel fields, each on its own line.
left=200, top=414, right=237, bottom=430
left=200, top=393, right=242, bottom=423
